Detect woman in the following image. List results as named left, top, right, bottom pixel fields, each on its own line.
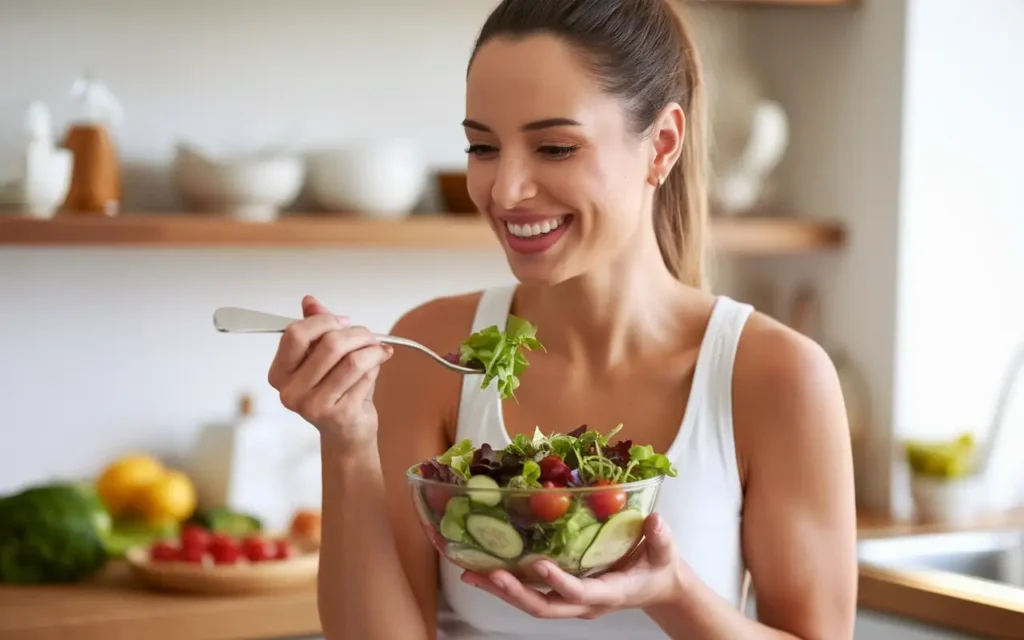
left=267, top=0, right=857, bottom=638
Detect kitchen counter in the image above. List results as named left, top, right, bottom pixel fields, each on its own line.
left=2, top=510, right=1023, bottom=640
left=0, top=562, right=319, bottom=640
left=856, top=508, right=1024, bottom=639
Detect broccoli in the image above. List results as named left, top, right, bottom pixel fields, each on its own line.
left=0, top=483, right=111, bottom=584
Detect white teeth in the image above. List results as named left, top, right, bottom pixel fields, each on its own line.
left=506, top=216, right=565, bottom=239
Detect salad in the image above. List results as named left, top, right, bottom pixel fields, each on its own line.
left=411, top=425, right=678, bottom=576
left=443, top=314, right=543, bottom=400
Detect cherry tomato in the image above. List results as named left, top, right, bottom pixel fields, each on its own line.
left=274, top=539, right=298, bottom=560
left=180, top=542, right=205, bottom=563
left=587, top=478, right=627, bottom=520
left=241, top=536, right=277, bottom=562
left=529, top=481, right=571, bottom=522
left=210, top=542, right=240, bottom=565
left=179, top=524, right=210, bottom=549
left=150, top=541, right=180, bottom=562
left=209, top=534, right=242, bottom=565
left=538, top=455, right=572, bottom=486
left=209, top=533, right=239, bottom=550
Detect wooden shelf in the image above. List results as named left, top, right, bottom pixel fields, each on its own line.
left=0, top=213, right=845, bottom=255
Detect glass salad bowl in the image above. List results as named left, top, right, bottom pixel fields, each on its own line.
left=406, top=426, right=674, bottom=582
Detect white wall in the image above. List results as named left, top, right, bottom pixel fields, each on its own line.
left=740, top=0, right=909, bottom=513
left=892, top=0, right=1024, bottom=513
left=0, top=0, right=513, bottom=494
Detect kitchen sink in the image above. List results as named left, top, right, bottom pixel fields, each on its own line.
left=858, top=529, right=1024, bottom=588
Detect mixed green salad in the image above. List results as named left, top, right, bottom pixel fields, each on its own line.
left=413, top=425, right=678, bottom=575
left=443, top=314, right=543, bottom=400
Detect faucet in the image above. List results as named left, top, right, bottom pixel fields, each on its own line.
left=976, top=340, right=1024, bottom=478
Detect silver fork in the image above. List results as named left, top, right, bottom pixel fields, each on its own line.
left=212, top=307, right=482, bottom=375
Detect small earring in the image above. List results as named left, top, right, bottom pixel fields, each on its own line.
left=647, top=175, right=660, bottom=187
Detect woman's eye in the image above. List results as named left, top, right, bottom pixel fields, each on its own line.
left=539, top=145, right=580, bottom=159
left=465, top=144, right=497, bottom=157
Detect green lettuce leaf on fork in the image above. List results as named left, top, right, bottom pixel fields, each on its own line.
left=454, top=315, right=544, bottom=400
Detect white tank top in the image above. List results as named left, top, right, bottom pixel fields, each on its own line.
left=436, top=286, right=753, bottom=639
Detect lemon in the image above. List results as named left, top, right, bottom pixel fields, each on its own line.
left=96, top=454, right=166, bottom=518
left=136, top=470, right=197, bottom=526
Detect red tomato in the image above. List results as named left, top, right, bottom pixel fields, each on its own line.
left=587, top=479, right=627, bottom=520
left=538, top=455, right=572, bottom=486
left=179, top=524, right=210, bottom=549
left=180, top=542, right=205, bottom=564
left=209, top=532, right=238, bottom=548
left=241, top=536, right=276, bottom=562
left=210, top=542, right=240, bottom=565
left=529, top=481, right=571, bottom=522
left=274, top=539, right=298, bottom=560
left=150, top=541, right=180, bottom=562
left=209, top=534, right=242, bottom=565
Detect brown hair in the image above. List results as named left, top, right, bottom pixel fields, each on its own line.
left=470, top=0, right=711, bottom=290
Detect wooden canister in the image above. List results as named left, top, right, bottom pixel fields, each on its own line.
left=62, top=124, right=121, bottom=216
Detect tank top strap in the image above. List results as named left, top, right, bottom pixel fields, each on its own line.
left=667, top=295, right=754, bottom=491
left=469, top=285, right=518, bottom=333
left=454, top=286, right=518, bottom=443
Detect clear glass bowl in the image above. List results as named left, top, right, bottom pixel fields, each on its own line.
left=406, top=465, right=665, bottom=582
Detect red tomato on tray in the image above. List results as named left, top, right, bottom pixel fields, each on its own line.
left=242, top=536, right=277, bottom=562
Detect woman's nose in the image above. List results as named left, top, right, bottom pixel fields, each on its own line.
left=490, top=156, right=537, bottom=210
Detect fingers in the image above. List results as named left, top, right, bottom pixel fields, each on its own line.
left=642, top=513, right=676, bottom=567
left=308, top=343, right=393, bottom=410
left=531, top=560, right=626, bottom=608
left=302, top=295, right=331, bottom=319
left=460, top=570, right=593, bottom=619
left=268, top=313, right=344, bottom=388
left=286, top=325, right=379, bottom=394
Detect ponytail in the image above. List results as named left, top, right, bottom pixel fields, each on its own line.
left=655, top=1, right=711, bottom=291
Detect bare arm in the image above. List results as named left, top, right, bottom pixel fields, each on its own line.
left=647, top=319, right=858, bottom=639
left=315, top=297, right=469, bottom=640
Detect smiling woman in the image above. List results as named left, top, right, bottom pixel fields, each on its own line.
left=263, top=1, right=858, bottom=639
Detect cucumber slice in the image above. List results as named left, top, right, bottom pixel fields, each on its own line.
left=517, top=553, right=551, bottom=571
left=440, top=512, right=466, bottom=542
left=444, top=496, right=471, bottom=521
left=445, top=544, right=508, bottom=572
left=579, top=508, right=645, bottom=570
left=466, top=514, right=524, bottom=559
left=466, top=475, right=502, bottom=507
left=557, top=522, right=602, bottom=570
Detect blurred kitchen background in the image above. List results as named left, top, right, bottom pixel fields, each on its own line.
left=0, top=0, right=1022, bottom=639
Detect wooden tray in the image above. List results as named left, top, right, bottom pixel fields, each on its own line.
left=125, top=546, right=319, bottom=596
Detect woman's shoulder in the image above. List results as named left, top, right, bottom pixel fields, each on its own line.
left=375, top=291, right=488, bottom=449
left=389, top=290, right=485, bottom=350
left=730, top=310, right=849, bottom=482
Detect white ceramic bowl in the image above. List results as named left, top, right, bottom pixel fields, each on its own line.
left=173, top=143, right=304, bottom=222
left=910, top=474, right=987, bottom=524
left=306, top=140, right=427, bottom=218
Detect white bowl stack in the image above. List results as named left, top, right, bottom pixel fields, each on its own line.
left=172, top=142, right=305, bottom=222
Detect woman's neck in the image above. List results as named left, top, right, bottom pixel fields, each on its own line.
left=517, top=228, right=697, bottom=372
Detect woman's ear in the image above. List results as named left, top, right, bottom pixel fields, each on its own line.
left=647, top=102, right=685, bottom=187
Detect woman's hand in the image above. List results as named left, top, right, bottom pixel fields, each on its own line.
left=267, top=295, right=394, bottom=451
left=461, top=513, right=687, bottom=620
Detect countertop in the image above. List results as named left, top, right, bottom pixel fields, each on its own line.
left=857, top=508, right=1024, bottom=639
left=2, top=510, right=1023, bottom=640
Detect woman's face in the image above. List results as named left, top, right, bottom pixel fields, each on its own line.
left=464, top=35, right=658, bottom=286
